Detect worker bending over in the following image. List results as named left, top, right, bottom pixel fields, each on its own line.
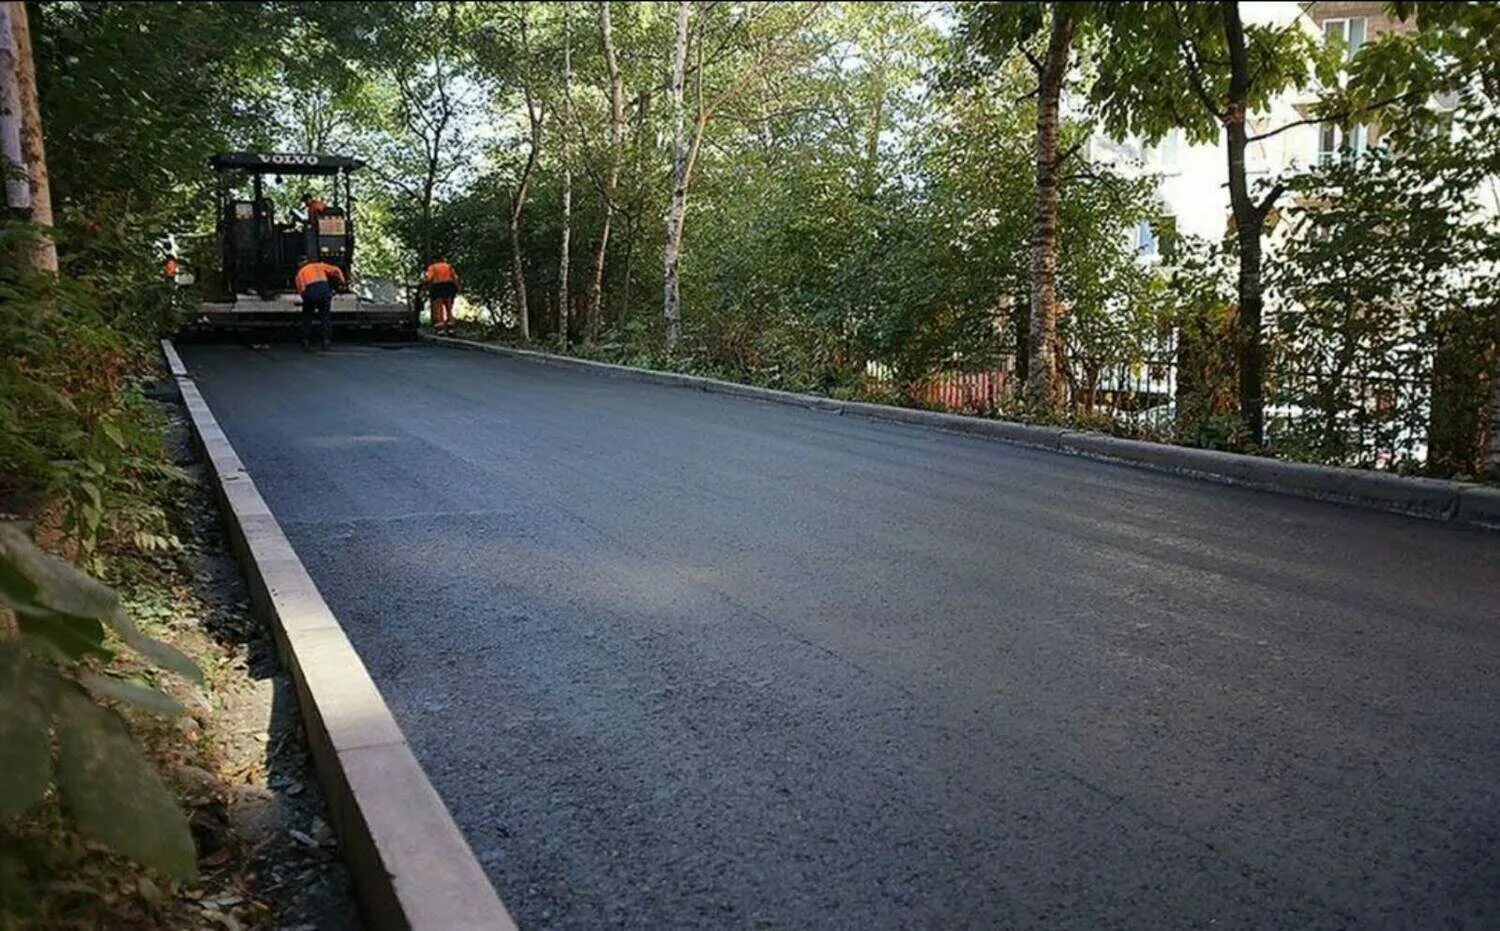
left=303, top=192, right=327, bottom=221
left=422, top=256, right=461, bottom=333
left=294, top=257, right=347, bottom=351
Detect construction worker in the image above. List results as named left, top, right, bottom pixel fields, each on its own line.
left=294, top=256, right=347, bottom=351
left=302, top=192, right=327, bottom=221
left=421, top=256, right=461, bottom=333
left=163, top=255, right=180, bottom=281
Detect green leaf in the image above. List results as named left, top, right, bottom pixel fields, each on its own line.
left=55, top=690, right=197, bottom=881
left=80, top=673, right=185, bottom=718
left=0, top=557, right=40, bottom=614
left=0, top=849, right=34, bottom=920
left=0, top=522, right=120, bottom=619
left=15, top=612, right=110, bottom=661
left=0, top=650, right=51, bottom=822
left=104, top=608, right=202, bottom=684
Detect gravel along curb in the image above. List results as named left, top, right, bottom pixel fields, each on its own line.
left=423, top=334, right=1499, bottom=530
left=162, top=340, right=517, bottom=931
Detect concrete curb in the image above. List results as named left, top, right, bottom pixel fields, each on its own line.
left=162, top=340, right=516, bottom=931
left=423, top=334, right=1499, bottom=530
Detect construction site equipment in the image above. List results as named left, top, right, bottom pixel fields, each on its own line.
left=183, top=151, right=416, bottom=339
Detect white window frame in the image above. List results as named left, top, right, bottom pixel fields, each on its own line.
left=1318, top=123, right=1369, bottom=165
left=1133, top=219, right=1161, bottom=261
left=1144, top=129, right=1183, bottom=175
left=1322, top=17, right=1368, bottom=62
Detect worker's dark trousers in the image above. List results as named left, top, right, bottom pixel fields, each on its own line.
left=300, top=282, right=333, bottom=347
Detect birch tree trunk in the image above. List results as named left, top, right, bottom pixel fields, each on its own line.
left=557, top=5, right=572, bottom=349
left=509, top=14, right=540, bottom=342
left=1, top=3, right=31, bottom=213
left=1024, top=5, right=1074, bottom=415
left=662, top=0, right=691, bottom=350
left=587, top=0, right=624, bottom=345
left=510, top=115, right=539, bottom=342
left=6, top=1, right=55, bottom=273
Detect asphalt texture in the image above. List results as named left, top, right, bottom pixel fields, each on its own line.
left=180, top=342, right=1500, bottom=930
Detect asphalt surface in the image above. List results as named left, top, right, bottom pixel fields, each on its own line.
left=181, top=342, right=1500, bottom=930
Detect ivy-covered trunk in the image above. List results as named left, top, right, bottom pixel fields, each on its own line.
left=1024, top=4, right=1074, bottom=415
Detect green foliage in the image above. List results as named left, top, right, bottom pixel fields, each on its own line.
left=0, top=227, right=183, bottom=565
left=1165, top=237, right=1241, bottom=447
left=0, top=523, right=200, bottom=883
left=1088, top=3, right=1325, bottom=146
left=1269, top=129, right=1499, bottom=473
left=33, top=2, right=284, bottom=227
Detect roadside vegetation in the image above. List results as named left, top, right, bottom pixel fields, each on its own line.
left=380, top=2, right=1495, bottom=481
left=3, top=4, right=355, bottom=926
left=0, top=0, right=1496, bottom=921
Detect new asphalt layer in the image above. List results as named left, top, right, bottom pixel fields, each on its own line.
left=181, top=342, right=1500, bottom=930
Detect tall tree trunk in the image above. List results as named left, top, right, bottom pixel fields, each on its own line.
left=6, top=1, right=54, bottom=273
left=620, top=212, right=636, bottom=325
left=1024, top=5, right=1074, bottom=415
left=1, top=3, right=30, bottom=214
left=1223, top=1, right=1268, bottom=444
left=619, top=90, right=651, bottom=327
left=510, top=17, right=542, bottom=343
left=1486, top=339, right=1500, bottom=482
left=663, top=0, right=691, bottom=350
left=587, top=0, right=624, bottom=346
left=510, top=118, right=539, bottom=342
left=557, top=5, right=573, bottom=349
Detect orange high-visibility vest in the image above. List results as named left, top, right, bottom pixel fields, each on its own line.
left=423, top=261, right=458, bottom=286
left=294, top=262, right=345, bottom=295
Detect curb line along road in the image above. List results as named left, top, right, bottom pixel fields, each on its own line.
left=161, top=340, right=516, bottom=931
left=422, top=334, right=1500, bottom=530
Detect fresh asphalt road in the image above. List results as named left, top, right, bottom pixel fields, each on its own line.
left=181, top=342, right=1500, bottom=930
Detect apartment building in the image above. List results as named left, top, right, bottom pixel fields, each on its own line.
left=1089, top=0, right=1405, bottom=256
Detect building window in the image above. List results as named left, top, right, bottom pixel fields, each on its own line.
left=1318, top=123, right=1368, bottom=165
left=1144, top=129, right=1182, bottom=174
left=1135, top=220, right=1159, bottom=257
left=1323, top=17, right=1367, bottom=61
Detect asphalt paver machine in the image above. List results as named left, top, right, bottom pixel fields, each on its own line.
left=186, top=152, right=415, bottom=339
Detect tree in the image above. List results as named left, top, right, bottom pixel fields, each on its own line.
left=3, top=2, right=54, bottom=272
left=556, top=3, right=573, bottom=348
left=508, top=4, right=544, bottom=341
left=662, top=1, right=825, bottom=350
left=663, top=0, right=691, bottom=349
left=586, top=0, right=625, bottom=345
left=1087, top=2, right=1325, bottom=443
left=358, top=3, right=474, bottom=266
left=1338, top=2, right=1500, bottom=479
left=960, top=3, right=1079, bottom=415
left=1269, top=144, right=1494, bottom=472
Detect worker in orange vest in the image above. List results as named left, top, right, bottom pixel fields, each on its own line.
left=294, top=257, right=347, bottom=351
left=421, top=256, right=461, bottom=333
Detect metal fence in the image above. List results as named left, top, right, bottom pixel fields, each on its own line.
left=865, top=340, right=1443, bottom=471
